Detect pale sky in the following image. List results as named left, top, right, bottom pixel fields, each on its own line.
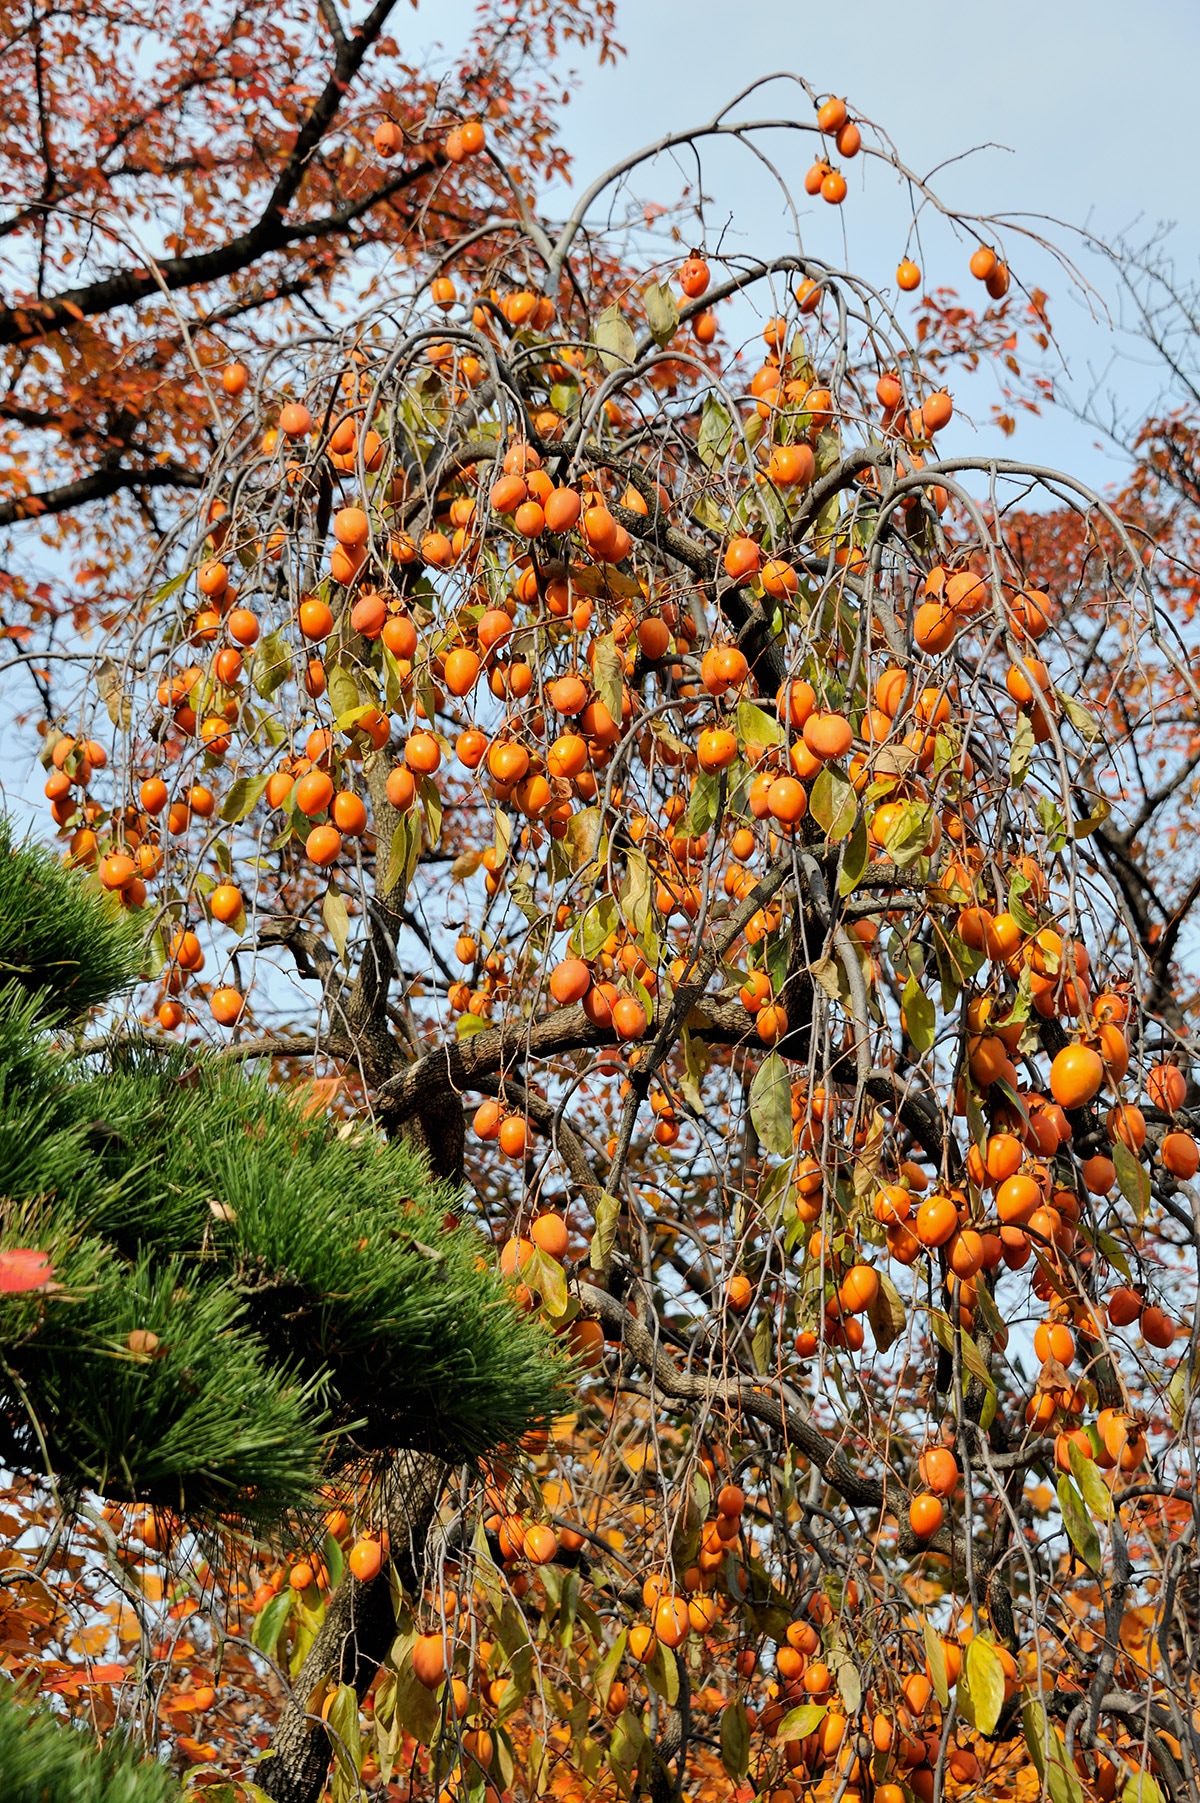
left=429, top=0, right=1200, bottom=485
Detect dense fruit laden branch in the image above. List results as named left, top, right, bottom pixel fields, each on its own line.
left=23, top=86, right=1200, bottom=1803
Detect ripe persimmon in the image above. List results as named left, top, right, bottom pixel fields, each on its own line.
left=679, top=256, right=710, bottom=297
left=756, top=1002, right=788, bottom=1045
left=802, top=712, right=853, bottom=761
left=382, top=613, right=418, bottom=659
left=498, top=1115, right=530, bottom=1159
left=1162, top=1130, right=1199, bottom=1177
left=612, top=996, right=647, bottom=1040
left=908, top=1492, right=944, bottom=1538
left=405, top=732, right=442, bottom=775
left=210, top=987, right=244, bottom=1026
left=1050, top=1044, right=1104, bottom=1109
left=697, top=728, right=737, bottom=772
left=305, top=825, right=341, bottom=866
left=295, top=771, right=334, bottom=818
left=914, top=1194, right=957, bottom=1247
left=332, top=791, right=367, bottom=835
left=299, top=597, right=333, bottom=640
left=917, top=1447, right=958, bottom=1495
left=726, top=1274, right=753, bottom=1313
left=1148, top=1062, right=1187, bottom=1111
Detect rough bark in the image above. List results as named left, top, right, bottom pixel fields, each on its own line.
left=259, top=1449, right=447, bottom=1803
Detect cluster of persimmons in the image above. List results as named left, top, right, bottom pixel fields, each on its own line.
left=29, top=89, right=1195, bottom=1803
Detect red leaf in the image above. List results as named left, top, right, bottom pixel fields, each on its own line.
left=0, top=1250, right=54, bottom=1293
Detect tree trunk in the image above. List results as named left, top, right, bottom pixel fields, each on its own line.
left=259, top=1449, right=447, bottom=1803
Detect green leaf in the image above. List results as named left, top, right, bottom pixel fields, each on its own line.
left=382, top=642, right=406, bottom=712
left=384, top=815, right=419, bottom=900
left=719, top=1696, right=750, bottom=1781
left=592, top=632, right=623, bottom=725
left=775, top=1701, right=827, bottom=1741
left=838, top=813, right=869, bottom=895
left=322, top=884, right=351, bottom=970
left=683, top=769, right=721, bottom=836
left=961, top=1325, right=997, bottom=1394
left=579, top=895, right=618, bottom=959
left=1112, top=1139, right=1150, bottom=1221
left=608, top=1706, right=646, bottom=1777
left=391, top=1645, right=441, bottom=1745
left=836, top=1657, right=862, bottom=1714
left=1068, top=1438, right=1113, bottom=1520
left=922, top=1618, right=949, bottom=1708
left=419, top=774, right=443, bottom=847
left=750, top=1314, right=771, bottom=1375
left=455, top=1013, right=491, bottom=1039
left=1057, top=691, right=1102, bottom=741
left=595, top=1629, right=627, bottom=1710
left=901, top=977, right=936, bottom=1054
left=1168, top=1363, right=1189, bottom=1434
left=154, top=568, right=189, bottom=604
left=252, top=629, right=292, bottom=699
left=290, top=1595, right=325, bottom=1676
left=327, top=663, right=360, bottom=722
left=1009, top=712, right=1035, bottom=786
left=736, top=700, right=783, bottom=751
left=335, top=702, right=380, bottom=732
left=251, top=1587, right=294, bottom=1661
left=679, top=1024, right=708, bottom=1113
left=326, top=1680, right=362, bottom=1803
left=698, top=393, right=735, bottom=470
left=964, top=1635, right=1005, bottom=1736
left=1057, top=1474, right=1101, bottom=1571
left=219, top=772, right=271, bottom=824
left=590, top=1191, right=622, bottom=1271
left=1007, top=874, right=1041, bottom=934
left=643, top=1638, right=680, bottom=1703
left=1021, top=1698, right=1086, bottom=1803
left=594, top=304, right=637, bottom=372
left=323, top=1530, right=345, bottom=1590
left=809, top=765, right=857, bottom=841
left=878, top=799, right=933, bottom=866
left=1073, top=798, right=1112, bottom=839
left=566, top=805, right=602, bottom=873
left=750, top=1052, right=793, bottom=1156
left=1095, top=1231, right=1131, bottom=1281
left=529, top=1245, right=568, bottom=1319
left=619, top=849, right=652, bottom=938
left=691, top=492, right=727, bottom=534
left=1122, top=1778, right=1165, bottom=1803
left=867, top=1272, right=906, bottom=1352
left=470, top=1518, right=505, bottom=1616
left=642, top=281, right=680, bottom=348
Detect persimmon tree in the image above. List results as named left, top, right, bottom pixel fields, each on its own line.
left=8, top=75, right=1200, bottom=1803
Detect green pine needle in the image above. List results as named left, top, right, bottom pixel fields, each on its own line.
left=0, top=820, right=143, bottom=1023
left=0, top=1681, right=180, bottom=1803
left=0, top=825, right=571, bottom=1527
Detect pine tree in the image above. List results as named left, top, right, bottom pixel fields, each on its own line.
left=0, top=1681, right=180, bottom=1803
left=0, top=820, right=569, bottom=1797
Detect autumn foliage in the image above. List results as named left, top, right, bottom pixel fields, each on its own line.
left=2, top=41, right=1199, bottom=1803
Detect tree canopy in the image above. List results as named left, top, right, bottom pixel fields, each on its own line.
left=3, top=48, right=1199, bottom=1803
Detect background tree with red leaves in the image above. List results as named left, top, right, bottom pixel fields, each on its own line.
left=0, top=0, right=618, bottom=674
